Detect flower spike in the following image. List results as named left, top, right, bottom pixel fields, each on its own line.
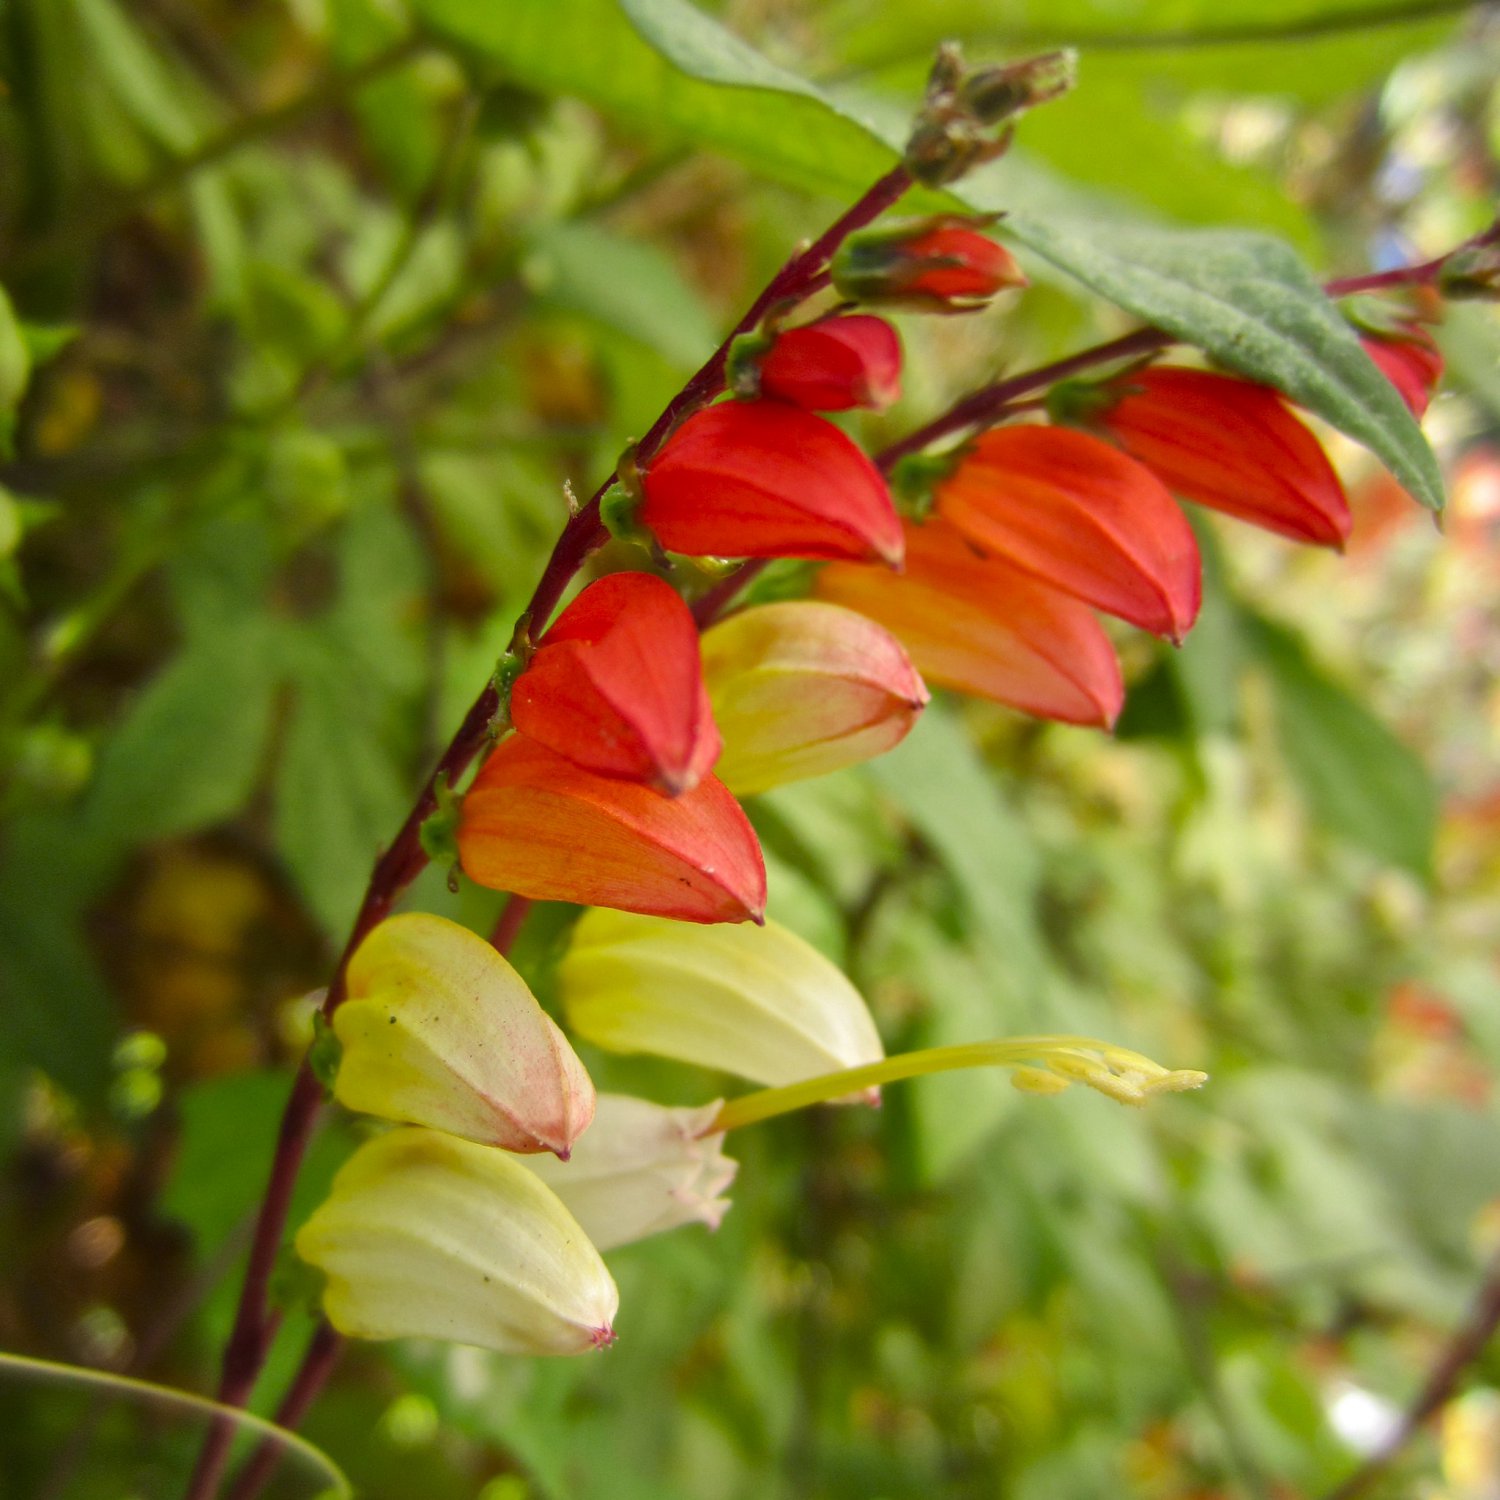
left=936, top=424, right=1201, bottom=641
left=458, top=738, right=766, bottom=925
left=296, top=1128, right=619, bottom=1356
left=510, top=572, right=722, bottom=795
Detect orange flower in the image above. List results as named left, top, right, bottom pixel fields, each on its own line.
left=832, top=218, right=1027, bottom=311
left=816, top=518, right=1124, bottom=729
left=458, top=738, right=766, bottom=925
left=639, top=400, right=903, bottom=565
left=936, top=425, right=1201, bottom=642
left=510, top=572, right=721, bottom=795
left=754, top=314, right=902, bottom=412
left=1361, top=325, right=1443, bottom=417
left=1097, top=366, right=1351, bottom=548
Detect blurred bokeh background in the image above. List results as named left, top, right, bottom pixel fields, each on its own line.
left=1, top=1, right=1499, bottom=1496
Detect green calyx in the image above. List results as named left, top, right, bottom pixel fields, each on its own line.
left=418, top=771, right=462, bottom=870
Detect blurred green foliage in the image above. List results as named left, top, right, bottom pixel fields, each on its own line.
left=1, top=1, right=1498, bottom=1497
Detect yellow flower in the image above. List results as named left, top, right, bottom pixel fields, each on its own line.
left=558, top=909, right=885, bottom=1091
left=701, top=601, right=927, bottom=796
left=333, top=914, right=594, bottom=1157
left=296, top=1128, right=618, bottom=1356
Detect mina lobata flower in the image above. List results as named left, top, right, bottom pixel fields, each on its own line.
left=816, top=517, right=1124, bottom=729
left=458, top=737, right=766, bottom=925
left=701, top=600, right=928, bottom=796
left=831, top=217, right=1027, bottom=311
left=295, top=1127, right=619, bottom=1356
left=521, top=1093, right=737, bottom=1252
left=638, top=399, right=904, bottom=566
left=753, top=313, right=903, bottom=412
left=509, top=571, right=722, bottom=795
left=557, top=908, right=884, bottom=1092
left=1096, top=365, right=1352, bottom=548
left=936, top=424, right=1201, bottom=642
left=332, top=913, right=594, bottom=1157
left=1360, top=324, right=1444, bottom=418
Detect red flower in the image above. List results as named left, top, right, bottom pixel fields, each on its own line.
left=459, top=738, right=766, bottom=925
left=936, top=425, right=1201, bottom=642
left=1097, top=366, right=1351, bottom=549
left=510, top=572, right=721, bottom=795
left=831, top=218, right=1026, bottom=311
left=639, top=399, right=903, bottom=565
left=755, top=314, right=902, bottom=412
left=816, top=518, right=1124, bottom=729
left=1361, top=325, right=1443, bottom=417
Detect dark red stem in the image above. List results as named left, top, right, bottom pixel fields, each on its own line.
left=489, top=894, right=534, bottom=955
left=219, top=1321, right=346, bottom=1500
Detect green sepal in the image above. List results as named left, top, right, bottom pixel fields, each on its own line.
left=890, top=450, right=960, bottom=519
left=307, top=1011, right=343, bottom=1096
left=418, top=771, right=462, bottom=869
left=271, top=1241, right=328, bottom=1317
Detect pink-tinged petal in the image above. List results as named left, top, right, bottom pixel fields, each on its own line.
left=640, top=400, right=903, bottom=566
left=702, top=600, right=927, bottom=795
left=459, top=737, right=766, bottom=925
left=937, top=425, right=1202, bottom=641
left=511, top=572, right=721, bottom=794
left=816, top=518, right=1124, bottom=729
left=1099, top=366, right=1351, bottom=548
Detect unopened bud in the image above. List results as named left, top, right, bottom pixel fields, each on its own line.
left=831, top=217, right=1025, bottom=313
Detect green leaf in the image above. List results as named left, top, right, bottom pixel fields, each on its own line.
left=525, top=222, right=719, bottom=368
left=0, top=286, right=33, bottom=457
left=423, top=0, right=1441, bottom=509
left=1245, top=611, right=1437, bottom=876
left=273, top=631, right=411, bottom=937
left=81, top=620, right=281, bottom=847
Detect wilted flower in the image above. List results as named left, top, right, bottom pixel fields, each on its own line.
left=816, top=517, right=1124, bottom=729
left=638, top=400, right=903, bottom=565
left=296, top=1127, right=619, bottom=1356
left=831, top=217, right=1026, bottom=311
left=751, top=314, right=902, bottom=411
left=558, top=909, right=885, bottom=1092
left=522, top=1093, right=737, bottom=1251
left=1096, top=365, right=1351, bottom=548
left=510, top=571, right=721, bottom=795
left=936, top=424, right=1201, bottom=641
left=1360, top=324, right=1444, bottom=417
left=458, top=738, right=766, bottom=925
left=701, top=600, right=928, bottom=795
left=332, top=913, right=594, bottom=1157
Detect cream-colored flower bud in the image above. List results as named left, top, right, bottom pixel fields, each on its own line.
left=701, top=601, right=928, bottom=796
left=523, top=1093, right=737, bottom=1252
left=334, top=913, right=594, bottom=1157
left=296, top=1128, right=618, bottom=1356
left=558, top=909, right=885, bottom=1090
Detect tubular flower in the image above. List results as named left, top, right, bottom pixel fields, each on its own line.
left=815, top=517, right=1124, bottom=729
left=832, top=217, right=1027, bottom=311
left=753, top=314, right=902, bottom=412
left=510, top=572, right=721, bottom=795
left=333, top=914, right=594, bottom=1157
left=295, top=1128, right=619, bottom=1356
left=558, top=909, right=885, bottom=1093
left=1096, top=366, right=1351, bottom=548
left=936, top=424, right=1201, bottom=641
left=701, top=600, right=928, bottom=796
left=522, top=1093, right=737, bottom=1252
left=638, top=400, right=903, bottom=566
left=458, top=737, right=766, bottom=925
left=1360, top=325, right=1444, bottom=417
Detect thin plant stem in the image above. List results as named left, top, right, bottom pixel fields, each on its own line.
left=1320, top=1246, right=1500, bottom=1500
left=489, top=894, right=535, bottom=955
left=221, top=1322, right=345, bottom=1500
left=184, top=160, right=915, bottom=1500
